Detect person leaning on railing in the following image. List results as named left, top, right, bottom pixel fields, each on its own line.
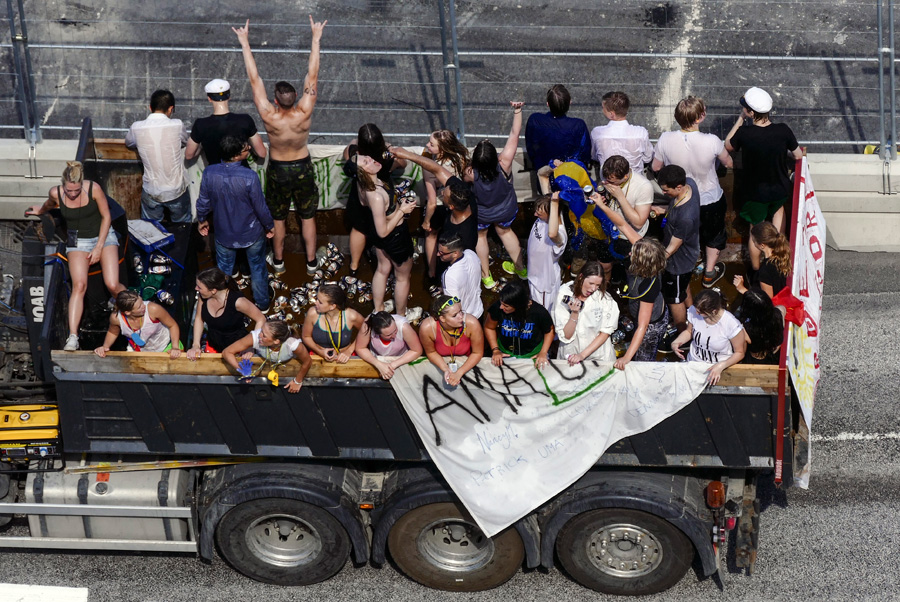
left=26, top=161, right=126, bottom=352
left=418, top=295, right=484, bottom=387
left=670, top=289, right=746, bottom=386
left=186, top=267, right=266, bottom=359
left=94, top=290, right=182, bottom=359
left=222, top=318, right=312, bottom=393
left=354, top=311, right=423, bottom=380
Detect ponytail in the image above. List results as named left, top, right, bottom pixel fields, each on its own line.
left=751, top=222, right=791, bottom=276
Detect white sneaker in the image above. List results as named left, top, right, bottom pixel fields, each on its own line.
left=266, top=252, right=286, bottom=275
left=63, top=334, right=79, bottom=351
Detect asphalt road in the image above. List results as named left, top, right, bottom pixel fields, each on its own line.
left=0, top=0, right=885, bottom=151
left=0, top=247, right=895, bottom=601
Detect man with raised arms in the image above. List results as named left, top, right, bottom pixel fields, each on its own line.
left=233, top=16, right=327, bottom=276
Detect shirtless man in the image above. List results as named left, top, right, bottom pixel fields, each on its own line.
left=233, top=16, right=327, bottom=275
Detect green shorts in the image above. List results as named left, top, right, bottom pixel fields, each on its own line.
left=265, top=157, right=319, bottom=220
left=740, top=196, right=787, bottom=225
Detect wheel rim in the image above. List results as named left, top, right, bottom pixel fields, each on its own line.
left=245, top=513, right=322, bottom=568
left=586, top=522, right=662, bottom=578
left=416, top=518, right=495, bottom=572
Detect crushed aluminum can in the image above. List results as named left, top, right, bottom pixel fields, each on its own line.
left=358, top=292, right=372, bottom=303
left=150, top=253, right=170, bottom=265
left=284, top=313, right=294, bottom=322
left=315, top=246, right=328, bottom=264
left=155, top=290, right=175, bottom=305
left=268, top=310, right=286, bottom=321
left=274, top=295, right=288, bottom=307
left=148, top=265, right=171, bottom=275
left=326, top=242, right=340, bottom=258
left=611, top=329, right=626, bottom=345
left=289, top=299, right=302, bottom=314
left=132, top=255, right=144, bottom=274
left=347, top=283, right=358, bottom=296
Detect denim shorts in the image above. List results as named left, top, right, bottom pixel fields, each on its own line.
left=66, top=229, right=119, bottom=254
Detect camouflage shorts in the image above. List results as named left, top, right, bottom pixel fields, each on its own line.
left=265, top=157, right=319, bottom=220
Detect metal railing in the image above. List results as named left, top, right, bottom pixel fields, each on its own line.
left=0, top=0, right=896, bottom=166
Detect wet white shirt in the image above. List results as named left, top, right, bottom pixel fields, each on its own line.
left=125, top=113, right=189, bottom=201
left=591, top=120, right=653, bottom=173
left=654, top=130, right=726, bottom=206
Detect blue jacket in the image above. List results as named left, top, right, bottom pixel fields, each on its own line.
left=525, top=111, right=591, bottom=170
left=196, top=162, right=274, bottom=248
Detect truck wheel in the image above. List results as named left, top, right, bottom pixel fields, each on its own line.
left=387, top=502, right=524, bottom=591
left=556, top=508, right=693, bottom=596
left=215, top=498, right=350, bottom=586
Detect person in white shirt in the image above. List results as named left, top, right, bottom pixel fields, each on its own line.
left=670, top=289, right=746, bottom=385
left=125, top=90, right=191, bottom=223
left=653, top=96, right=734, bottom=288
left=595, top=155, right=654, bottom=282
left=552, top=261, right=620, bottom=365
left=439, top=233, right=484, bottom=319
left=590, top=91, right=653, bottom=174
left=527, top=192, right=567, bottom=311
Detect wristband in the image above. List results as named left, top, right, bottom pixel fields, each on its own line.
left=491, top=347, right=501, bottom=352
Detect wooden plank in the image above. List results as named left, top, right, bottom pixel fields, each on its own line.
left=92, top=139, right=138, bottom=161
left=50, top=351, right=779, bottom=388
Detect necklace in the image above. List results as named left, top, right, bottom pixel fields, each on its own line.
left=438, top=321, right=464, bottom=364
left=324, top=310, right=343, bottom=354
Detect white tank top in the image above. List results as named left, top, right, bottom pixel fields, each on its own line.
left=117, top=306, right=171, bottom=352
left=369, top=315, right=410, bottom=357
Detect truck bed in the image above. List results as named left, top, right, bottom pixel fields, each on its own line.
left=50, top=351, right=789, bottom=474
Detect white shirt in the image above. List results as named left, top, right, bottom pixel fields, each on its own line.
left=250, top=329, right=302, bottom=364
left=686, top=307, right=744, bottom=364
left=442, top=249, right=484, bottom=319
left=552, top=282, right=620, bottom=362
left=590, top=120, right=653, bottom=173
left=611, top=170, right=654, bottom=239
left=527, top=217, right=567, bottom=311
left=654, top=130, right=725, bottom=206
left=125, top=113, right=189, bottom=201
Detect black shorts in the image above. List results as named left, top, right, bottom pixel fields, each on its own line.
left=572, top=236, right=630, bottom=264
left=662, top=270, right=692, bottom=304
left=699, top=193, right=727, bottom=251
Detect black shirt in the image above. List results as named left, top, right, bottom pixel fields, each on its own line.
left=190, top=113, right=259, bottom=166
left=730, top=123, right=799, bottom=204
left=758, top=257, right=787, bottom=294
left=625, top=273, right=665, bottom=323
left=442, top=176, right=478, bottom=251
left=487, top=301, right=554, bottom=357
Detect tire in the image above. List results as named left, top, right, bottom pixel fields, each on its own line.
left=556, top=508, right=694, bottom=596
left=387, top=502, right=525, bottom=592
left=215, top=497, right=350, bottom=586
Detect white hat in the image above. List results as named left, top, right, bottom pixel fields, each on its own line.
left=741, top=87, right=773, bottom=113
left=204, top=79, right=230, bottom=95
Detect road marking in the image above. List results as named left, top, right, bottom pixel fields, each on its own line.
left=0, top=584, right=88, bottom=602
left=810, top=432, right=900, bottom=442
left=654, top=1, right=703, bottom=132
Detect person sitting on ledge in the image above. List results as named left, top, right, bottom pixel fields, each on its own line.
left=354, top=311, right=423, bottom=380
left=222, top=318, right=312, bottom=393
left=94, top=290, right=182, bottom=358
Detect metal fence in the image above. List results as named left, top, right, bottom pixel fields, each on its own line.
left=0, top=0, right=896, bottom=158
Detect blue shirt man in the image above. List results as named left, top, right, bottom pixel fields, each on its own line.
left=525, top=84, right=591, bottom=170
left=197, top=135, right=275, bottom=310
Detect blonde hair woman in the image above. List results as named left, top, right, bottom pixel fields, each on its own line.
left=26, top=161, right=125, bottom=351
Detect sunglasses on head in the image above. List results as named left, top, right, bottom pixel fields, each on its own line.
left=440, top=296, right=461, bottom=312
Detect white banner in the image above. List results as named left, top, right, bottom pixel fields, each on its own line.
left=391, top=359, right=709, bottom=537
left=787, top=158, right=826, bottom=488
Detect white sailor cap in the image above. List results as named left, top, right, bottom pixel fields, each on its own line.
left=740, top=87, right=773, bottom=114
left=204, top=79, right=231, bottom=95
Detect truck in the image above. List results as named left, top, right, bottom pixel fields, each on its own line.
left=0, top=121, right=809, bottom=596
